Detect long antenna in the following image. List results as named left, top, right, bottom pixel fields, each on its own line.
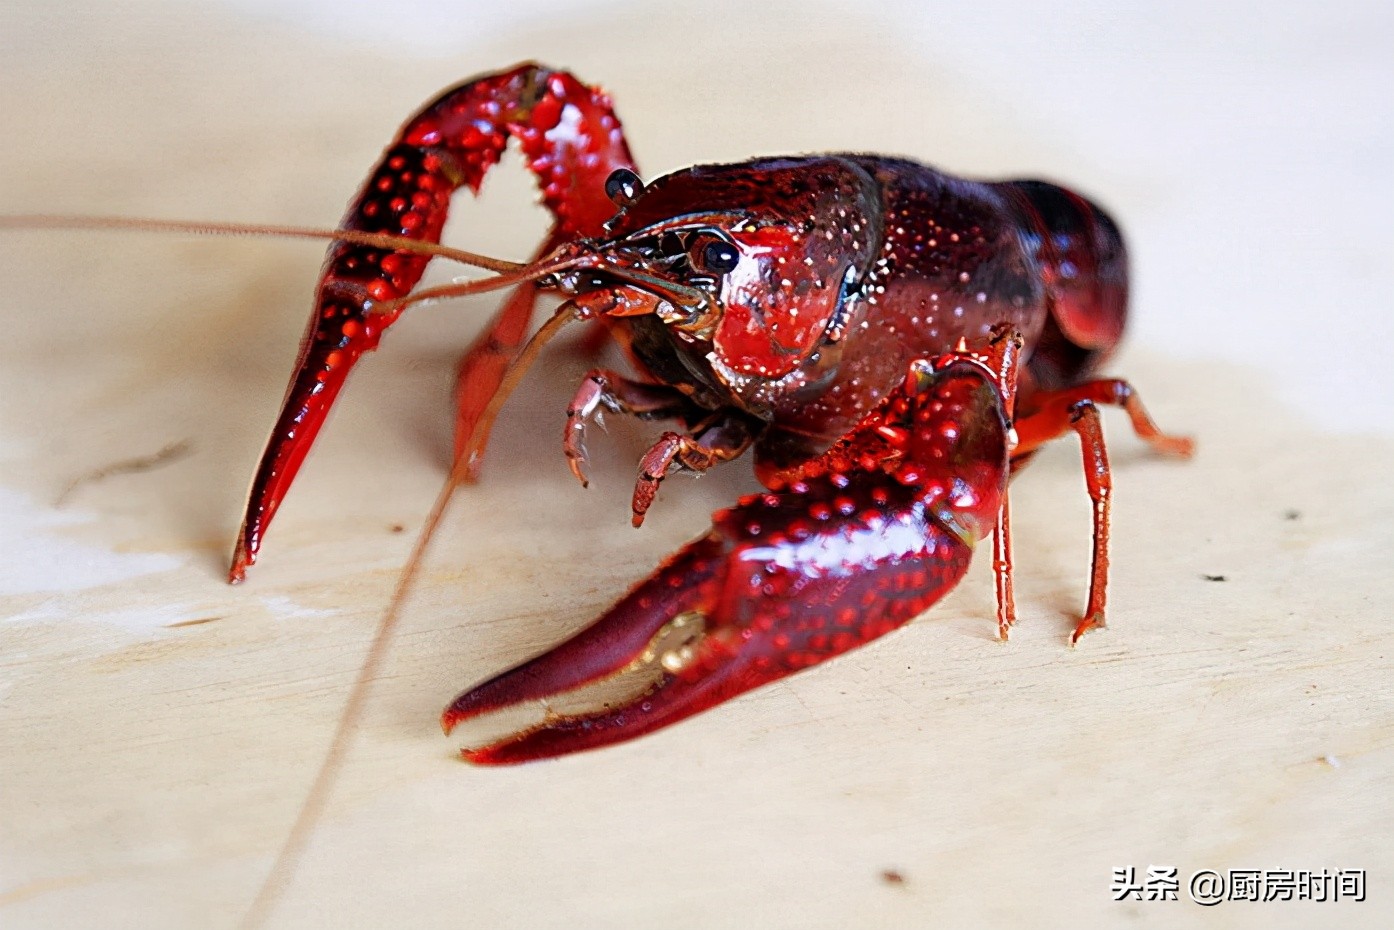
left=0, top=214, right=525, bottom=274
left=237, top=301, right=583, bottom=930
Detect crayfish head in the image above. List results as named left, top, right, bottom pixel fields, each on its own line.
left=589, top=157, right=883, bottom=386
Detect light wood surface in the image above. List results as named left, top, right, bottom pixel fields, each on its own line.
left=2, top=3, right=1390, bottom=928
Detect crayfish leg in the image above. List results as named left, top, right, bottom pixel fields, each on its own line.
left=1014, top=378, right=1194, bottom=460
left=230, top=63, right=636, bottom=581
left=631, top=415, right=756, bottom=526
left=993, top=487, right=1018, bottom=640
left=1066, top=400, right=1111, bottom=643
left=983, top=325, right=1022, bottom=641
left=563, top=368, right=706, bottom=489
left=1010, top=378, right=1192, bottom=641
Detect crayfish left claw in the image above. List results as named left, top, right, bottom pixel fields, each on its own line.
left=230, top=64, right=636, bottom=581
left=445, top=355, right=1013, bottom=763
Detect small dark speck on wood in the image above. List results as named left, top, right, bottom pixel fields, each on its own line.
left=1202, top=573, right=1227, bottom=582
left=881, top=869, right=906, bottom=886
left=1283, top=509, right=1301, bottom=521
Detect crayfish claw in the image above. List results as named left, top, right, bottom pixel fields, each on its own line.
left=442, top=535, right=726, bottom=762
left=227, top=539, right=252, bottom=585
left=444, top=355, right=1018, bottom=762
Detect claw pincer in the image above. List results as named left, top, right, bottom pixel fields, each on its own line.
left=229, top=64, right=634, bottom=581
left=444, top=350, right=1013, bottom=763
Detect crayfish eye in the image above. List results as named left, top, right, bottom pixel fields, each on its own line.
left=604, top=168, right=644, bottom=207
left=690, top=235, right=740, bottom=275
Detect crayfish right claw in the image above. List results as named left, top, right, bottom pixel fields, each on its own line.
left=442, top=534, right=727, bottom=763
left=444, top=354, right=1015, bottom=763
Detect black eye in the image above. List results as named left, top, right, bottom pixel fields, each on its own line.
left=691, top=236, right=740, bottom=275
left=604, top=168, right=644, bottom=207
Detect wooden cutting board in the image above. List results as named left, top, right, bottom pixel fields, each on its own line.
left=2, top=3, right=1390, bottom=928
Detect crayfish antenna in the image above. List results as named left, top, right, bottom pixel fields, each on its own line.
left=0, top=213, right=525, bottom=273
left=240, top=458, right=460, bottom=930
left=244, top=324, right=585, bottom=911
left=242, top=298, right=583, bottom=919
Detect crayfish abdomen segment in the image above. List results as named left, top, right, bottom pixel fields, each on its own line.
left=994, top=179, right=1129, bottom=391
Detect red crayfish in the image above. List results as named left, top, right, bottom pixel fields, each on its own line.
left=11, top=63, right=1194, bottom=764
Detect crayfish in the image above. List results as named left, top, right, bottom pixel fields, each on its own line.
left=9, top=63, right=1194, bottom=764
